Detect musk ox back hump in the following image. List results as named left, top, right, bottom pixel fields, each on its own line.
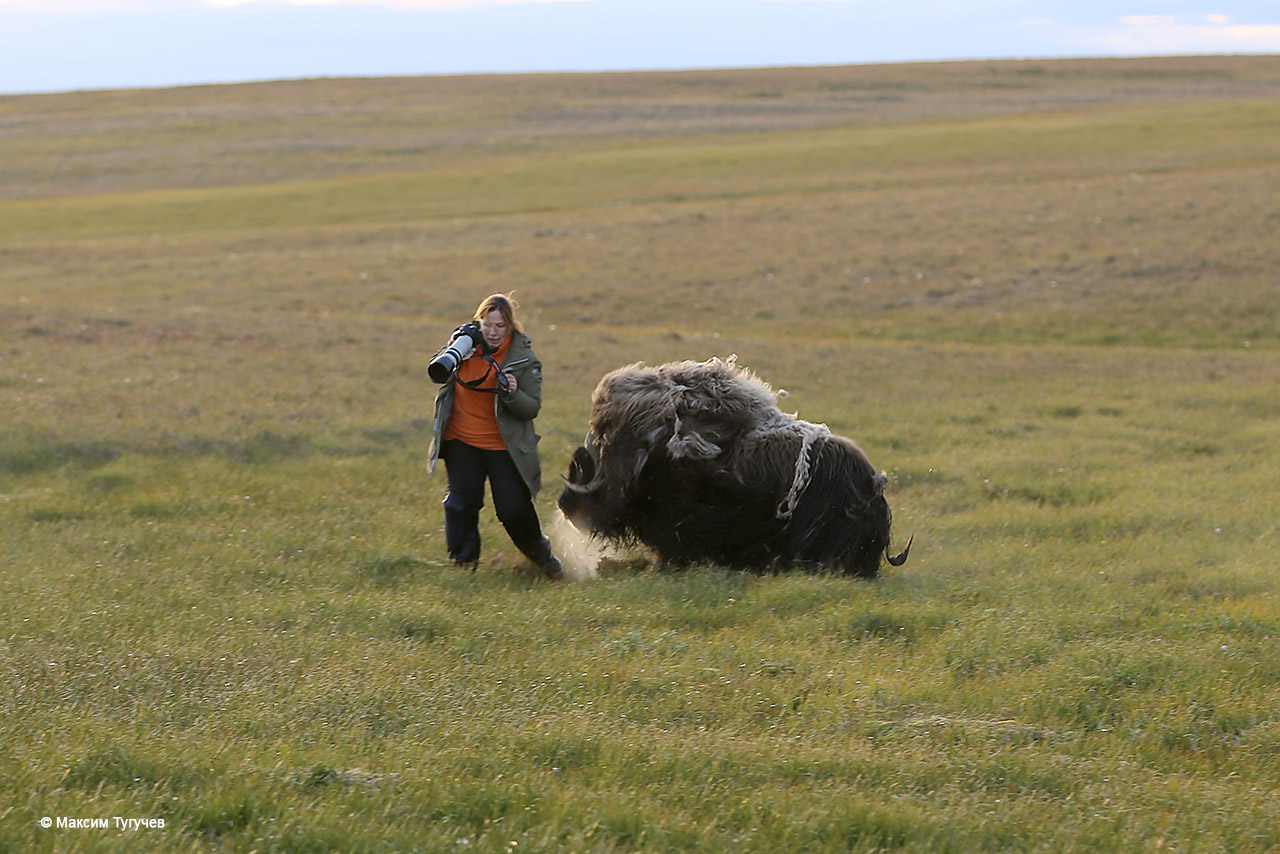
left=589, top=358, right=779, bottom=458
left=558, top=357, right=911, bottom=577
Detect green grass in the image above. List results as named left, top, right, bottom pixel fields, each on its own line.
left=2, top=56, right=1279, bottom=852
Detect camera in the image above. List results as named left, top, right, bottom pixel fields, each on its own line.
left=428, top=322, right=484, bottom=383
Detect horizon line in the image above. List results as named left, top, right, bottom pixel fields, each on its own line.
left=5, top=50, right=1278, bottom=98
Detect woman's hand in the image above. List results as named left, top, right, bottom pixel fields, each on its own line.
left=501, top=371, right=518, bottom=395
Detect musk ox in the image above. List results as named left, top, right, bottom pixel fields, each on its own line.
left=557, top=357, right=911, bottom=577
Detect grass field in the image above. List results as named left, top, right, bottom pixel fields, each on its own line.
left=2, top=55, right=1279, bottom=852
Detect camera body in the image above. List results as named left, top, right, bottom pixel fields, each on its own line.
left=428, top=322, right=485, bottom=383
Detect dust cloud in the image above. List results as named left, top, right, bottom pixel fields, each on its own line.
left=547, top=511, right=616, bottom=582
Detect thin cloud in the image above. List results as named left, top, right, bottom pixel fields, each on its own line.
left=1120, top=16, right=1179, bottom=27
left=0, top=0, right=589, bottom=9
left=1021, top=13, right=1280, bottom=56
left=1102, top=14, right=1280, bottom=53
left=201, top=0, right=590, bottom=8
left=0, top=0, right=195, bottom=10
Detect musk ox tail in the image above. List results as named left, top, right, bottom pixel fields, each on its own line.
left=885, top=533, right=914, bottom=567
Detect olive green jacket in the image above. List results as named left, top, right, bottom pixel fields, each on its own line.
left=428, top=331, right=544, bottom=497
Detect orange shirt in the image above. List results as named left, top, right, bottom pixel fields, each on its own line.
left=443, top=335, right=512, bottom=450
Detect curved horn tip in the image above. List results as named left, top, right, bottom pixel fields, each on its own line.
left=885, top=533, right=914, bottom=567
left=560, top=474, right=602, bottom=494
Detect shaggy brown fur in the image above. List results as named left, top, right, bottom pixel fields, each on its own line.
left=559, top=357, right=911, bottom=577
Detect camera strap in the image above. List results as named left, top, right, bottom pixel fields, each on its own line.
left=456, top=354, right=508, bottom=394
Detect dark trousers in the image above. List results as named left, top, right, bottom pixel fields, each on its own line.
left=440, top=439, right=552, bottom=566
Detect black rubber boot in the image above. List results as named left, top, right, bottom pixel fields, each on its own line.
left=540, top=553, right=564, bottom=581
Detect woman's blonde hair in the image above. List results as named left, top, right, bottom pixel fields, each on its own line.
left=474, top=293, right=524, bottom=333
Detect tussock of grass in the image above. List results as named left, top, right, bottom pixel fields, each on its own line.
left=3, top=56, right=1280, bottom=852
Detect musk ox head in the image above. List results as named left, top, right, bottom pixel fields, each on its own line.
left=558, top=357, right=911, bottom=577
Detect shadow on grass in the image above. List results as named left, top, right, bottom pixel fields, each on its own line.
left=0, top=440, right=119, bottom=476
left=0, top=421, right=432, bottom=477
left=360, top=555, right=434, bottom=586
left=63, top=745, right=204, bottom=792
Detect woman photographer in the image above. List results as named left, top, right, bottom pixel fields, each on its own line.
left=428, top=294, right=563, bottom=580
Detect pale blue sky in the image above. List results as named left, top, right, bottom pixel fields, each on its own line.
left=2, top=0, right=1278, bottom=95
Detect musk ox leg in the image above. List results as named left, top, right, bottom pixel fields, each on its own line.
left=844, top=546, right=883, bottom=580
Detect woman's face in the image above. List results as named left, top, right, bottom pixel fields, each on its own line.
left=479, top=309, right=511, bottom=349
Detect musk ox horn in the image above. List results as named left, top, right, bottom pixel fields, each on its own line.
left=633, top=423, right=672, bottom=478
left=560, top=474, right=604, bottom=494
left=634, top=447, right=650, bottom=480
left=885, top=533, right=914, bottom=567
